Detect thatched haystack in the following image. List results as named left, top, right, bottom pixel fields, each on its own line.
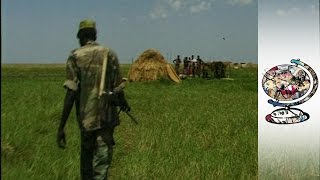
left=128, top=49, right=180, bottom=83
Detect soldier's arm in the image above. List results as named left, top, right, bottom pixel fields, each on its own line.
left=59, top=89, right=76, bottom=130
left=60, top=54, right=79, bottom=128
left=57, top=54, right=79, bottom=148
left=57, top=89, right=76, bottom=149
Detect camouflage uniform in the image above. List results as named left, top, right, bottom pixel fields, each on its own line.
left=64, top=40, right=124, bottom=179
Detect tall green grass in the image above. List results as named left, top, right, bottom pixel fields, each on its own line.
left=1, top=64, right=258, bottom=179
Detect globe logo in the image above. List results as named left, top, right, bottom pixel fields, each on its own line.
left=262, top=59, right=318, bottom=124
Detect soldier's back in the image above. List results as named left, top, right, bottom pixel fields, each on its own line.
left=71, top=41, right=109, bottom=130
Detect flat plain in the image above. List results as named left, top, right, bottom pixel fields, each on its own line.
left=1, top=64, right=258, bottom=179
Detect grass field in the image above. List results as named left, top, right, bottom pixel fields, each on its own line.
left=1, top=64, right=258, bottom=179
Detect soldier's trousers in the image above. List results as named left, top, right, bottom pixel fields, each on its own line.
left=80, top=127, right=115, bottom=180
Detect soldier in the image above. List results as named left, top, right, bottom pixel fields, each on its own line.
left=172, top=55, right=181, bottom=74
left=57, top=19, right=130, bottom=179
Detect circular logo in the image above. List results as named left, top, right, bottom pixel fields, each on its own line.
left=262, top=59, right=318, bottom=124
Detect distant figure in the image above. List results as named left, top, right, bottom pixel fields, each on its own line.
left=173, top=55, right=182, bottom=74
left=183, top=57, right=188, bottom=75
left=202, top=63, right=210, bottom=79
left=192, top=61, right=196, bottom=77
left=188, top=57, right=193, bottom=76
left=196, top=55, right=204, bottom=77
left=196, top=55, right=203, bottom=63
left=190, top=55, right=197, bottom=77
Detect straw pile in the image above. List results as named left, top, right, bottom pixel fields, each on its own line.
left=128, top=49, right=170, bottom=82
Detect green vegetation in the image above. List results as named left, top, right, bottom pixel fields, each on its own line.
left=1, top=64, right=258, bottom=179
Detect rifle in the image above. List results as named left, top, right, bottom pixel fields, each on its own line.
left=113, top=90, right=139, bottom=125
left=118, top=109, right=138, bottom=125
left=99, top=49, right=138, bottom=125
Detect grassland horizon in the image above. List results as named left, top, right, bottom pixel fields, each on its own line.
left=2, top=64, right=258, bottom=179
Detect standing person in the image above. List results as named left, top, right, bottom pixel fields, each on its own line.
left=172, top=55, right=182, bottom=74
left=196, top=55, right=204, bottom=77
left=191, top=55, right=195, bottom=61
left=183, top=57, right=188, bottom=75
left=192, top=61, right=196, bottom=77
left=190, top=55, right=196, bottom=77
left=57, top=19, right=130, bottom=179
left=187, top=57, right=192, bottom=76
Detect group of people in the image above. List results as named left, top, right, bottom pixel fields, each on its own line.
left=173, top=55, right=209, bottom=78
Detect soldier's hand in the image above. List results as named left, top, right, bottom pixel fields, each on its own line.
left=114, top=90, right=131, bottom=112
left=120, top=103, right=131, bottom=112
left=57, top=129, right=66, bottom=149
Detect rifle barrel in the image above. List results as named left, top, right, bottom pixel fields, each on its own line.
left=126, top=111, right=138, bottom=125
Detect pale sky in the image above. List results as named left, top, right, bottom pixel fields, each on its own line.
left=2, top=0, right=258, bottom=64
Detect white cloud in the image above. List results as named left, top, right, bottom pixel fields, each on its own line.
left=149, top=0, right=253, bottom=20
left=227, top=0, right=254, bottom=6
left=150, top=6, right=168, bottom=19
left=168, top=0, right=183, bottom=11
left=190, top=1, right=212, bottom=13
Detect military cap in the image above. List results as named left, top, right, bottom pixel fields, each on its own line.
left=79, top=19, right=96, bottom=30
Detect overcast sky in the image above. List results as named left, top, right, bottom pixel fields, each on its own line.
left=2, top=0, right=258, bottom=64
